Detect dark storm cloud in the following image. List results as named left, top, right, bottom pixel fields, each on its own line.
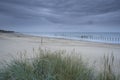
left=1, top=0, right=120, bottom=16
left=0, top=0, right=120, bottom=32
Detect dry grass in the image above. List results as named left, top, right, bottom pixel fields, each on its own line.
left=0, top=49, right=119, bottom=80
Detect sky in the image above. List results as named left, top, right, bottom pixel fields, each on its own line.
left=0, top=0, right=120, bottom=32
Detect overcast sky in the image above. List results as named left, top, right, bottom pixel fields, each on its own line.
left=0, top=0, right=120, bottom=32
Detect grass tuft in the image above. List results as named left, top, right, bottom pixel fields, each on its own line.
left=0, top=49, right=119, bottom=80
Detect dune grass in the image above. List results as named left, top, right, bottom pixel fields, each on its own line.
left=0, top=49, right=119, bottom=80
left=97, top=54, right=120, bottom=80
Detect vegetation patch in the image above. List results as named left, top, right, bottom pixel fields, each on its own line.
left=0, top=49, right=119, bottom=80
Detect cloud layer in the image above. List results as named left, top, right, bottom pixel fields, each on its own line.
left=0, top=0, right=120, bottom=32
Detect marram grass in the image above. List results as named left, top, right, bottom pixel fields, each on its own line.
left=0, top=49, right=119, bottom=80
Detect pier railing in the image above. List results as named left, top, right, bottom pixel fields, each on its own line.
left=55, top=32, right=120, bottom=44
left=76, top=32, right=120, bottom=44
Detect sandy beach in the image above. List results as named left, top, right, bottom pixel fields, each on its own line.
left=0, top=32, right=120, bottom=72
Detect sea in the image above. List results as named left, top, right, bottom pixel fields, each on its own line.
left=23, top=32, right=120, bottom=44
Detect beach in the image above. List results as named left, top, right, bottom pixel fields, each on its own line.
left=0, top=32, right=120, bottom=72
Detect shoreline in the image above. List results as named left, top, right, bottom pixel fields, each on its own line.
left=23, top=32, right=120, bottom=46
left=1, top=32, right=120, bottom=51
left=22, top=32, right=120, bottom=45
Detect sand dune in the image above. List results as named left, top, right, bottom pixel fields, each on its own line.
left=0, top=32, right=120, bottom=72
